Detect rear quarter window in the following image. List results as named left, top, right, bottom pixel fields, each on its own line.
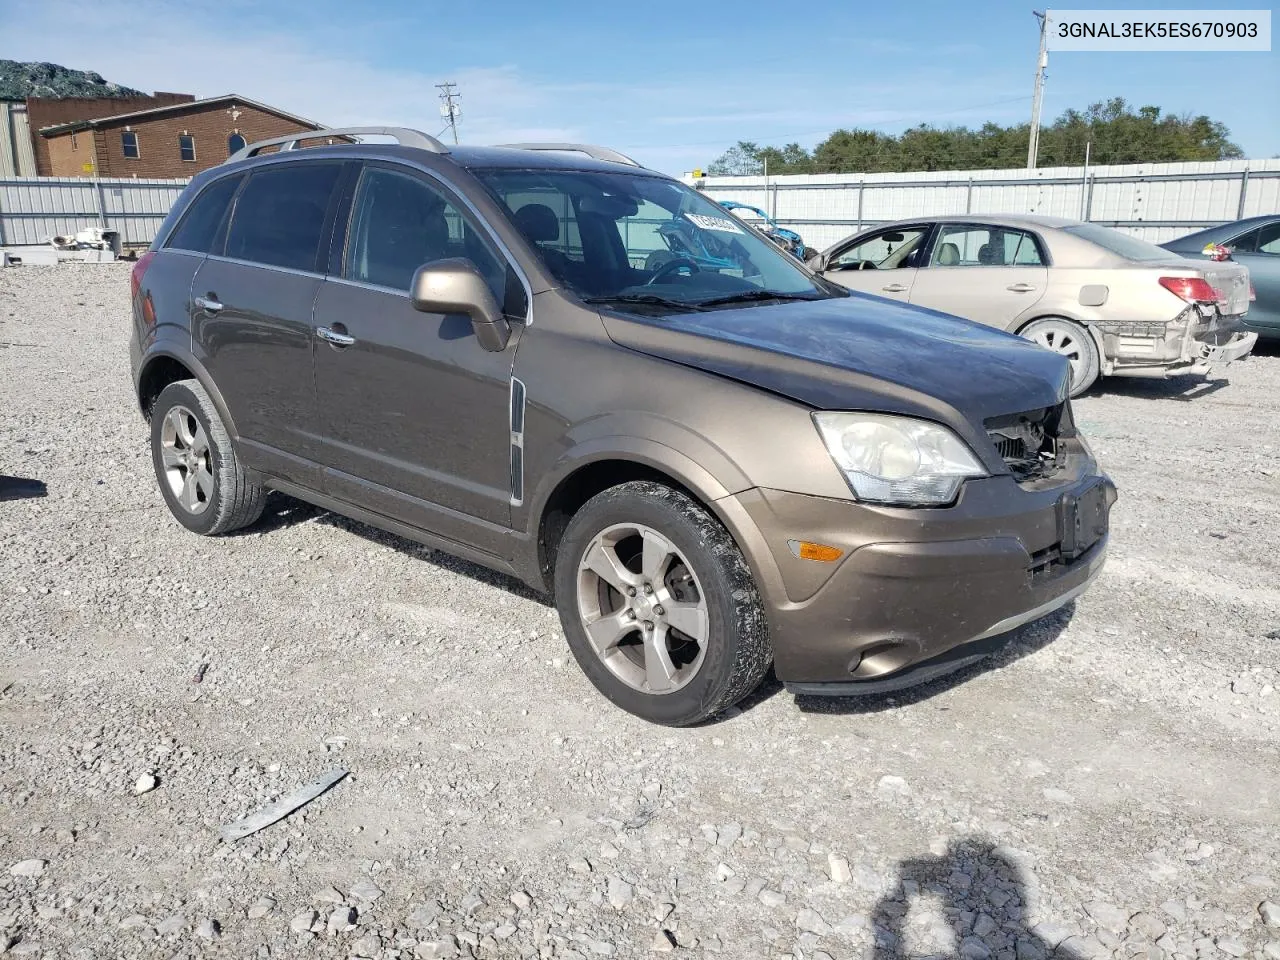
left=165, top=174, right=243, bottom=254
left=224, top=162, right=343, bottom=272
left=1063, top=223, right=1171, bottom=262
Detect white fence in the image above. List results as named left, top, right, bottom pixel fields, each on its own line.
left=3, top=159, right=1280, bottom=253
left=690, top=159, right=1280, bottom=250
left=0, top=176, right=190, bottom=248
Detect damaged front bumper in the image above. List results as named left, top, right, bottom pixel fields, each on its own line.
left=1099, top=307, right=1257, bottom=379
left=720, top=452, right=1117, bottom=694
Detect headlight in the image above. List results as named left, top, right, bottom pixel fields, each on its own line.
left=813, top=412, right=987, bottom=506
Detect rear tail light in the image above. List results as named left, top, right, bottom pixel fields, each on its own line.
left=1159, top=276, right=1222, bottom=303
left=1249, top=282, right=1257, bottom=301
left=130, top=250, right=157, bottom=300
left=131, top=250, right=158, bottom=328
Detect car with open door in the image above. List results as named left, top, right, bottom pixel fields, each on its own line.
left=810, top=215, right=1256, bottom=396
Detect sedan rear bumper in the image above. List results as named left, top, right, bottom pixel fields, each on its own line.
left=1103, top=308, right=1256, bottom=378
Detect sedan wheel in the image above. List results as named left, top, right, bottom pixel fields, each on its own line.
left=1020, top=317, right=1101, bottom=397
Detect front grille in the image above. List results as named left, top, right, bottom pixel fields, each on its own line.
left=992, top=435, right=1031, bottom=462
left=984, top=403, right=1067, bottom=484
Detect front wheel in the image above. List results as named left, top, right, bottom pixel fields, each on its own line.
left=1020, top=317, right=1101, bottom=397
left=553, top=481, right=772, bottom=726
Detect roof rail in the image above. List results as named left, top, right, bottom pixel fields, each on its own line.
left=227, top=126, right=449, bottom=164
left=495, top=142, right=640, bottom=167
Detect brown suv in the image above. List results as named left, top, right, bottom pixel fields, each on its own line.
left=129, top=127, right=1116, bottom=726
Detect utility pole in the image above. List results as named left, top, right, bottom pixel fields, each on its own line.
left=436, top=82, right=461, bottom=144
left=1027, top=10, right=1049, bottom=169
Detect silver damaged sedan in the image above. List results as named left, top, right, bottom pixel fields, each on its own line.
left=810, top=215, right=1256, bottom=396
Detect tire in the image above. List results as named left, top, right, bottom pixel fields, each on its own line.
left=553, top=481, right=772, bottom=726
left=1020, top=317, right=1101, bottom=397
left=149, top=379, right=266, bottom=536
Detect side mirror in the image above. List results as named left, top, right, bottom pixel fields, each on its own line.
left=808, top=252, right=827, bottom=271
left=410, top=258, right=510, bottom=352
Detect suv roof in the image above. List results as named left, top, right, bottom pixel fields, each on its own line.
left=224, top=126, right=656, bottom=176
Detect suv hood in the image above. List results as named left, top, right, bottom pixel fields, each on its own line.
left=600, top=293, right=1071, bottom=424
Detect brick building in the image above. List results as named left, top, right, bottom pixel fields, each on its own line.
left=39, top=94, right=331, bottom=179
left=3, top=91, right=194, bottom=177
left=28, top=92, right=194, bottom=175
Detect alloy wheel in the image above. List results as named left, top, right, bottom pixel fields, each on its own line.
left=159, top=404, right=214, bottom=515
left=575, top=523, right=709, bottom=695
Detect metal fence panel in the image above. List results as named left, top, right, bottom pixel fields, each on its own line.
left=0, top=176, right=189, bottom=248
left=694, top=159, right=1280, bottom=251
left=4, top=159, right=1280, bottom=254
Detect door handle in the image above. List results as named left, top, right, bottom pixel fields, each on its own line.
left=193, top=296, right=223, bottom=314
left=881, top=283, right=908, bottom=293
left=1006, top=282, right=1037, bottom=293
left=316, top=326, right=356, bottom=347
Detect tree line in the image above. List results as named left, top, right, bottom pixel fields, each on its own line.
left=705, top=98, right=1243, bottom=176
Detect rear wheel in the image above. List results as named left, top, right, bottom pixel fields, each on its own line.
left=553, top=481, right=772, bottom=726
left=150, top=379, right=266, bottom=535
left=1020, top=317, right=1100, bottom=397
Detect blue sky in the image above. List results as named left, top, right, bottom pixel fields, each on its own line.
left=3, top=0, right=1276, bottom=173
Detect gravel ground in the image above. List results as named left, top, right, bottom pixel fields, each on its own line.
left=2, top=263, right=1279, bottom=960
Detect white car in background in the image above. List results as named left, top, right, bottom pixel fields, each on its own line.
left=809, top=214, right=1256, bottom=396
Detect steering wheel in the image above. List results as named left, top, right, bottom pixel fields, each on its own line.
left=646, top=257, right=701, bottom=285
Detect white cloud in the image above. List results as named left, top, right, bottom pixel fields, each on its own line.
left=3, top=0, right=582, bottom=144
left=1, top=0, right=1037, bottom=174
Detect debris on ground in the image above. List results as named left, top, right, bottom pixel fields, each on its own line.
left=218, top=767, right=349, bottom=842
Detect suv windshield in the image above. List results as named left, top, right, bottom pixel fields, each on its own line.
left=1064, top=223, right=1175, bottom=262
left=473, top=168, right=841, bottom=312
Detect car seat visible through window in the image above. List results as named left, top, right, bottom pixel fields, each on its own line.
left=360, top=175, right=450, bottom=290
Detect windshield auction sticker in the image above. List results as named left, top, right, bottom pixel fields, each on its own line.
left=685, top=213, right=744, bottom=233
left=1046, top=9, right=1271, bottom=50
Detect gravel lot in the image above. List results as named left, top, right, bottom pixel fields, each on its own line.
left=2, top=263, right=1279, bottom=960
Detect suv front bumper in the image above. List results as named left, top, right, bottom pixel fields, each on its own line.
left=719, top=465, right=1115, bottom=692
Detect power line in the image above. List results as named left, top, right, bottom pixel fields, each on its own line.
left=436, top=82, right=461, bottom=145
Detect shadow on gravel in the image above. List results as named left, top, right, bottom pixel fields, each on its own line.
left=871, top=838, right=1089, bottom=960
left=1079, top=374, right=1232, bottom=402
left=233, top=492, right=324, bottom=534
left=1251, top=337, right=1280, bottom=358
left=234, top=493, right=550, bottom=602
left=792, top=601, right=1076, bottom=716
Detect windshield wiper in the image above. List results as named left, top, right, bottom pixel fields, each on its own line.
left=584, top=294, right=708, bottom=313
left=693, top=289, right=826, bottom=308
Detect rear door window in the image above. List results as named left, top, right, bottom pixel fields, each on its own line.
left=932, top=225, right=1045, bottom=266
left=1254, top=223, right=1280, bottom=255
left=225, top=162, right=343, bottom=272
left=166, top=174, right=242, bottom=254
left=1229, top=229, right=1259, bottom=253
